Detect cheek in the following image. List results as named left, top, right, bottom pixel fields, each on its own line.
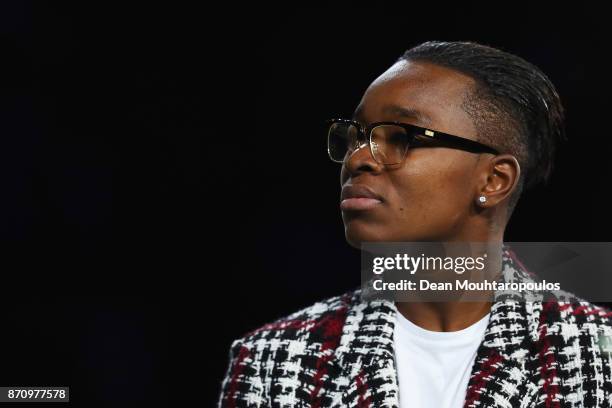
left=340, top=164, right=348, bottom=186
left=388, top=154, right=474, bottom=220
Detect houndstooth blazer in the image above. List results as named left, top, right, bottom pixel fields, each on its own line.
left=219, top=247, right=612, bottom=407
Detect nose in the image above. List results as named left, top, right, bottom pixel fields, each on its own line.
left=341, top=140, right=383, bottom=181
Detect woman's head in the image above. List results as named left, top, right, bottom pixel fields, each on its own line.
left=338, top=41, right=565, bottom=247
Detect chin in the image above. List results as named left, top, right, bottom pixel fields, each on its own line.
left=343, top=220, right=389, bottom=248
left=344, top=221, right=435, bottom=247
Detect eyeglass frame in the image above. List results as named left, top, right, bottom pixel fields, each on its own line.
left=326, top=118, right=500, bottom=165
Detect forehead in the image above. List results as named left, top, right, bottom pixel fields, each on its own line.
left=355, top=60, right=477, bottom=136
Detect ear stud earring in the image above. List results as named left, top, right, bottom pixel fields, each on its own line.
left=478, top=195, right=487, bottom=205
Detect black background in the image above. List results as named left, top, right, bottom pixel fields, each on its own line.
left=1, top=3, right=610, bottom=407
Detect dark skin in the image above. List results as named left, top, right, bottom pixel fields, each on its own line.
left=340, top=60, right=520, bottom=331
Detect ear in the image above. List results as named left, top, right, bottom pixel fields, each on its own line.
left=476, top=154, right=521, bottom=209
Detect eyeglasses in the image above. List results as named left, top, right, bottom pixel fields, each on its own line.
left=326, top=118, right=499, bottom=165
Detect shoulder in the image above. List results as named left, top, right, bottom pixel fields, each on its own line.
left=554, top=299, right=611, bottom=334
left=544, top=289, right=611, bottom=327
left=503, top=248, right=612, bottom=339
left=218, top=290, right=362, bottom=403
left=231, top=289, right=361, bottom=350
left=218, top=290, right=366, bottom=406
left=533, top=290, right=612, bottom=351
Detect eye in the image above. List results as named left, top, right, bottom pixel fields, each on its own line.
left=387, top=130, right=406, bottom=145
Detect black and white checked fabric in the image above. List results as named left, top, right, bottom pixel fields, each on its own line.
left=219, top=247, right=612, bottom=407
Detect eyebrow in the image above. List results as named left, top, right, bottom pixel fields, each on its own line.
left=352, top=105, right=433, bottom=126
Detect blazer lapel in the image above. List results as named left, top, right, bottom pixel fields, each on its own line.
left=463, top=247, right=543, bottom=408
left=333, top=298, right=400, bottom=407
left=463, top=300, right=540, bottom=408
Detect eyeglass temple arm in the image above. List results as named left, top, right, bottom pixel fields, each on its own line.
left=417, top=130, right=499, bottom=155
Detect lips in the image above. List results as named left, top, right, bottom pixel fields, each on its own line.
left=340, top=184, right=384, bottom=211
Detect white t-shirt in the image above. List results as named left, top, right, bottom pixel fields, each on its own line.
left=393, top=305, right=490, bottom=408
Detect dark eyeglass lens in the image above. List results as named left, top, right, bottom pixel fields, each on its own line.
left=327, top=122, right=359, bottom=162
left=370, top=125, right=410, bottom=164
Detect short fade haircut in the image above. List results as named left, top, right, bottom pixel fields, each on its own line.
left=398, top=41, right=566, bottom=216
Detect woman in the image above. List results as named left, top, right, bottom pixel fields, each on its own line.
left=219, top=41, right=612, bottom=408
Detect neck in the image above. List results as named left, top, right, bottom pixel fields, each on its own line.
left=394, top=223, right=503, bottom=331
